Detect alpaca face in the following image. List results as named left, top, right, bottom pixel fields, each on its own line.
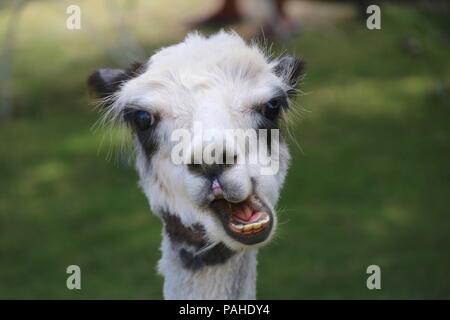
left=89, top=32, right=303, bottom=251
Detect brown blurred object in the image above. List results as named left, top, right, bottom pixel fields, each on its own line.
left=189, top=0, right=300, bottom=40
left=189, top=0, right=242, bottom=27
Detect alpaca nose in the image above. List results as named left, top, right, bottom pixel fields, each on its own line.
left=187, top=150, right=238, bottom=177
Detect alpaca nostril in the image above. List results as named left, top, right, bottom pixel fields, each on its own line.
left=187, top=150, right=237, bottom=175
left=212, top=178, right=222, bottom=190
left=211, top=178, right=223, bottom=198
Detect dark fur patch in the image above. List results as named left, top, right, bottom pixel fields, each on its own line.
left=136, top=128, right=159, bottom=160
left=163, top=213, right=206, bottom=247
left=179, top=243, right=235, bottom=271
left=161, top=212, right=235, bottom=271
left=123, top=109, right=160, bottom=160
left=254, top=91, right=289, bottom=155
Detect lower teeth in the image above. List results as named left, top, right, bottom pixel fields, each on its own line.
left=230, top=217, right=269, bottom=233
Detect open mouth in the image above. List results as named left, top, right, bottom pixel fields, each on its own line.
left=210, top=195, right=274, bottom=245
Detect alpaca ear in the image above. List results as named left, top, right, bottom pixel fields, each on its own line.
left=87, top=68, right=127, bottom=98
left=87, top=62, right=146, bottom=98
left=274, top=56, right=305, bottom=90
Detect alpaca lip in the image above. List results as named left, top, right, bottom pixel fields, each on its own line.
left=210, top=195, right=273, bottom=245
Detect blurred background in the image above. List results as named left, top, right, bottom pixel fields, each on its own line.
left=0, top=0, right=449, bottom=299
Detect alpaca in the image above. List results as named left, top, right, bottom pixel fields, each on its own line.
left=88, top=31, right=304, bottom=299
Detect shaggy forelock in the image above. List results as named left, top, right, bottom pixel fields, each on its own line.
left=102, top=31, right=297, bottom=123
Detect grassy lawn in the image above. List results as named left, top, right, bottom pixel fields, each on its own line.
left=0, top=1, right=449, bottom=299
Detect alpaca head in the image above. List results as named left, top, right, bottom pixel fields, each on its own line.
left=89, top=32, right=304, bottom=252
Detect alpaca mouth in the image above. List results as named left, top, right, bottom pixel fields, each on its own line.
left=210, top=195, right=274, bottom=245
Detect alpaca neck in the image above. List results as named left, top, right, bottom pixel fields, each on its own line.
left=157, top=214, right=258, bottom=299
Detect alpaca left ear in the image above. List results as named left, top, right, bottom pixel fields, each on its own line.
left=274, top=56, right=305, bottom=90
left=87, top=62, right=146, bottom=99
left=88, top=68, right=127, bottom=98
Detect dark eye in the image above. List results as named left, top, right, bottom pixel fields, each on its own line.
left=134, top=110, right=154, bottom=131
left=261, top=97, right=286, bottom=121
left=262, top=101, right=280, bottom=120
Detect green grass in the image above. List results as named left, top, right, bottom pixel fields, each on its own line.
left=0, top=2, right=449, bottom=299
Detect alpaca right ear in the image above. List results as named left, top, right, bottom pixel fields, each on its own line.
left=273, top=55, right=305, bottom=91
left=87, top=68, right=127, bottom=98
